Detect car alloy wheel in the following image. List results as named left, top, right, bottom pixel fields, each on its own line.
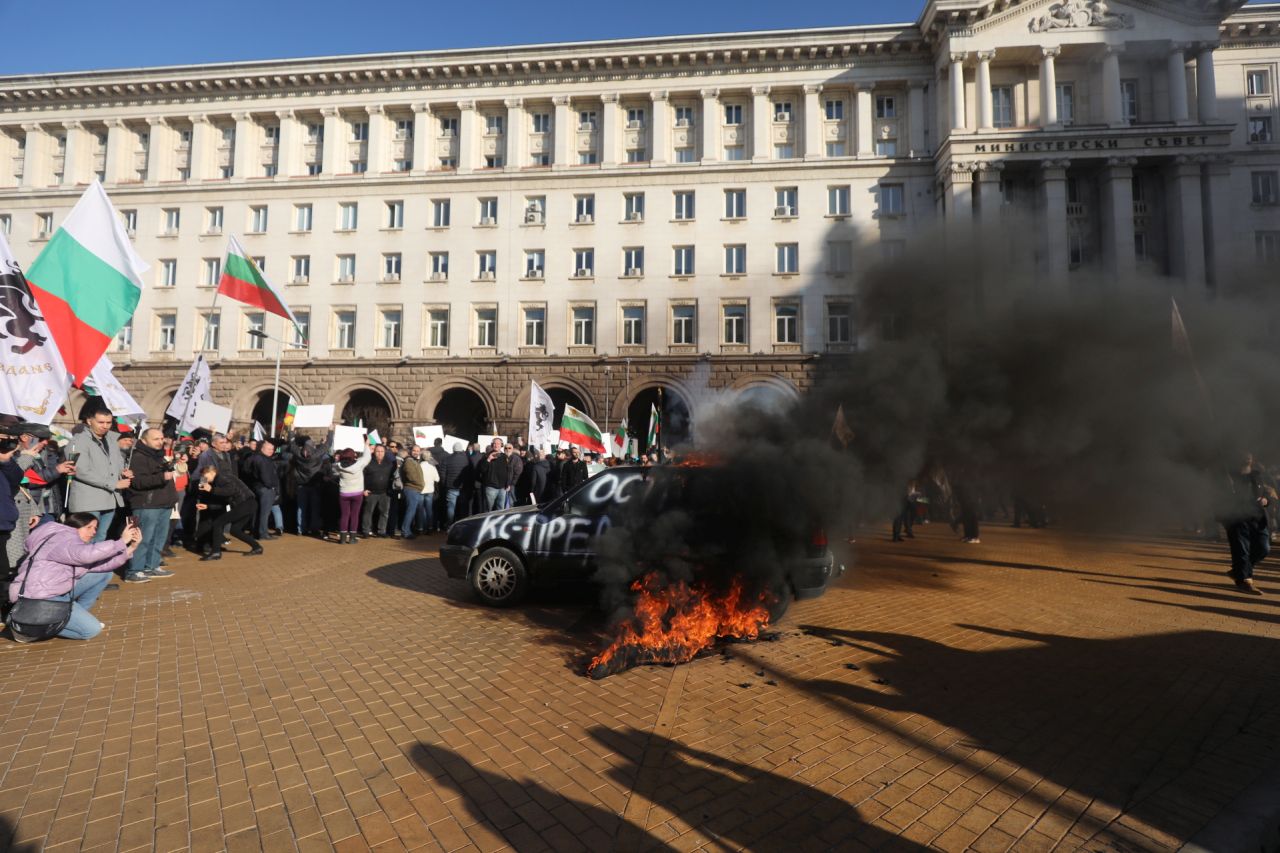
left=475, top=554, right=517, bottom=600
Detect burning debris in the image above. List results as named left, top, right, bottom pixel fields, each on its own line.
left=586, top=572, right=773, bottom=679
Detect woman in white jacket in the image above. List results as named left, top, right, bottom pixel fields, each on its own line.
left=332, top=444, right=372, bottom=544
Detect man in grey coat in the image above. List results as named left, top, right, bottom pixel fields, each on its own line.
left=68, top=408, right=132, bottom=542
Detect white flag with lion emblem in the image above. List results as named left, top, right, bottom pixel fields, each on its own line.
left=528, top=380, right=555, bottom=451
left=0, top=231, right=69, bottom=424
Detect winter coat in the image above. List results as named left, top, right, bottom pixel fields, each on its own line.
left=561, top=459, right=590, bottom=492
left=241, top=451, right=280, bottom=492
left=333, top=446, right=372, bottom=494
left=363, top=454, right=397, bottom=494
left=126, top=444, right=179, bottom=511
left=67, top=430, right=125, bottom=512
left=8, top=521, right=131, bottom=603
left=401, top=457, right=426, bottom=492
left=0, top=459, right=22, bottom=532
left=440, top=451, right=469, bottom=490
left=525, top=459, right=549, bottom=503
left=290, top=439, right=329, bottom=488
left=478, top=453, right=510, bottom=490
left=420, top=459, right=441, bottom=494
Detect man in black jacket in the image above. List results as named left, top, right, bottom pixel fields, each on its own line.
left=290, top=435, right=329, bottom=537
left=241, top=439, right=281, bottom=540
left=125, top=427, right=179, bottom=581
left=194, top=464, right=262, bottom=561
left=561, top=447, right=590, bottom=493
left=439, top=446, right=470, bottom=525
left=360, top=444, right=397, bottom=537
left=476, top=443, right=510, bottom=512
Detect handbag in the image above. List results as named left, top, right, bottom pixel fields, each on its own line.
left=6, top=538, right=72, bottom=642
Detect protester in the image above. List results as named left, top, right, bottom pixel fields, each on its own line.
left=892, top=480, right=920, bottom=542
left=477, top=440, right=511, bottom=512
left=504, top=444, right=524, bottom=509
left=125, top=427, right=178, bottom=581
left=333, top=444, right=372, bottom=544
left=0, top=440, right=23, bottom=618
left=561, top=447, right=590, bottom=493
left=522, top=448, right=549, bottom=505
left=545, top=449, right=566, bottom=501
left=439, top=443, right=469, bottom=526
left=290, top=434, right=330, bottom=538
left=193, top=464, right=262, bottom=561
left=360, top=444, right=396, bottom=537
left=241, top=438, right=281, bottom=540
left=9, top=423, right=74, bottom=563
left=1223, top=453, right=1270, bottom=595
left=68, top=406, right=132, bottom=542
left=7, top=513, right=142, bottom=641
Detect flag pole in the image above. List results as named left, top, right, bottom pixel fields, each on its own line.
left=176, top=269, right=223, bottom=438
left=657, top=386, right=664, bottom=461
left=269, top=316, right=282, bottom=438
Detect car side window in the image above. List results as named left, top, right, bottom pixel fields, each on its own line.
left=563, top=471, right=644, bottom=517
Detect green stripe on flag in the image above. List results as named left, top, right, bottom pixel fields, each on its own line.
left=26, top=229, right=139, bottom=337
left=225, top=252, right=267, bottom=286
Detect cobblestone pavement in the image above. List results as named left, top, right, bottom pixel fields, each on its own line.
left=1, top=521, right=1278, bottom=852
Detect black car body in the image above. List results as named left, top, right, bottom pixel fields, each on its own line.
left=441, top=465, right=843, bottom=613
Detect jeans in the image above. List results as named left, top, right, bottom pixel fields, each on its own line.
left=339, top=493, right=364, bottom=533
left=420, top=493, right=434, bottom=532
left=296, top=484, right=322, bottom=534
left=484, top=487, right=505, bottom=512
left=401, top=491, right=425, bottom=537
left=361, top=493, right=391, bottom=535
left=254, top=487, right=277, bottom=538
left=54, top=572, right=111, bottom=640
left=89, top=509, right=116, bottom=543
left=1227, top=518, right=1270, bottom=581
left=130, top=508, right=170, bottom=575
left=445, top=489, right=460, bottom=526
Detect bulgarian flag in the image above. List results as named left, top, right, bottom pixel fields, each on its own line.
left=218, top=236, right=302, bottom=336
left=559, top=404, right=607, bottom=454
left=611, top=418, right=627, bottom=458
left=25, top=181, right=147, bottom=386
left=281, top=399, right=297, bottom=431
left=647, top=403, right=660, bottom=450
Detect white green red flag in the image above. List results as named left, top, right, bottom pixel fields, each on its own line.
left=281, top=399, right=297, bottom=431
left=647, top=403, right=660, bottom=450
left=0, top=230, right=69, bottom=423
left=24, top=180, right=147, bottom=386
left=611, top=418, right=628, bottom=458
left=218, top=235, right=301, bottom=335
left=559, top=404, right=607, bottom=454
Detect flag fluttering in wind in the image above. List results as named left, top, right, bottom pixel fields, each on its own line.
left=647, top=403, right=661, bottom=451
left=528, top=381, right=555, bottom=450
left=165, top=356, right=212, bottom=435
left=0, top=230, right=68, bottom=423
left=218, top=236, right=302, bottom=336
left=559, top=404, right=607, bottom=454
left=24, top=180, right=147, bottom=386
left=281, top=399, right=297, bottom=432
left=611, top=418, right=628, bottom=458
left=831, top=404, right=855, bottom=450
left=252, top=421, right=265, bottom=442
left=86, top=355, right=146, bottom=421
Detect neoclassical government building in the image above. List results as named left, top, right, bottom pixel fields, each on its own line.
left=1, top=0, right=1277, bottom=440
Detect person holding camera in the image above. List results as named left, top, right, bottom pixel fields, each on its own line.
left=193, top=464, right=262, bottom=560
left=125, top=428, right=179, bottom=582
left=67, top=405, right=131, bottom=543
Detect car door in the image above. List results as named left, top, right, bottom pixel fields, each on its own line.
left=536, top=469, right=647, bottom=581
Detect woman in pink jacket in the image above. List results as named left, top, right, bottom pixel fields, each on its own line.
left=7, top=513, right=141, bottom=643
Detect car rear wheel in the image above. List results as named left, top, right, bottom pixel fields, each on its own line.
left=470, top=546, right=529, bottom=607
left=766, top=582, right=793, bottom=625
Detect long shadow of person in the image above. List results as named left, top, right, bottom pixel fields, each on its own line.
left=0, top=814, right=39, bottom=853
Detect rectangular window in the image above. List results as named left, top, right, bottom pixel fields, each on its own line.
left=1121, top=80, right=1139, bottom=123
left=723, top=304, right=747, bottom=345
left=0, top=215, right=9, bottom=236
left=292, top=310, right=310, bottom=348
left=120, top=209, right=137, bottom=234
left=477, top=252, right=497, bottom=278
left=264, top=163, right=278, bottom=178
left=625, top=148, right=646, bottom=164
left=572, top=306, right=595, bottom=346
left=524, top=307, right=545, bottom=347
left=724, top=104, right=742, bottom=125
left=879, top=183, right=905, bottom=216
left=383, top=253, right=402, bottom=281
left=478, top=197, right=498, bottom=225
left=484, top=154, right=503, bottom=169
left=1253, top=171, right=1279, bottom=205
left=428, top=309, right=449, bottom=348
left=385, top=200, right=404, bottom=229
left=992, top=87, right=1014, bottom=128
left=724, top=245, right=746, bottom=275
left=350, top=121, right=368, bottom=142
left=626, top=107, right=646, bottom=128
left=574, top=249, right=594, bottom=277
left=776, top=244, right=798, bottom=274
left=200, top=312, right=221, bottom=351
left=825, top=142, right=846, bottom=157
left=294, top=204, right=312, bottom=232
left=723, top=146, right=745, bottom=161
left=525, top=250, right=545, bottom=278
left=675, top=106, right=695, bottom=127
left=623, top=247, right=644, bottom=276
left=159, top=259, right=177, bottom=287
left=334, top=310, right=356, bottom=349
left=675, top=148, right=696, bottom=163
left=524, top=196, right=546, bottom=223
left=430, top=252, right=449, bottom=279
left=1247, top=69, right=1271, bottom=97
left=624, top=193, right=645, bottom=221
left=1258, top=231, right=1280, bottom=262
left=394, top=119, right=413, bottom=140
left=828, top=303, right=852, bottom=344
left=875, top=139, right=897, bottom=158
left=381, top=310, right=402, bottom=349
left=203, top=258, right=221, bottom=287
left=876, top=95, right=897, bottom=119
left=674, top=191, right=695, bottom=220
left=827, top=186, right=850, bottom=216
left=439, top=157, right=457, bottom=169
left=350, top=159, right=367, bottom=174
left=432, top=199, right=451, bottom=228
left=829, top=241, right=852, bottom=274
left=306, top=123, right=323, bottom=143
left=825, top=99, right=844, bottom=121
left=439, top=117, right=458, bottom=137
left=475, top=308, right=497, bottom=347
left=776, top=187, right=798, bottom=216
left=253, top=257, right=266, bottom=274
left=574, top=194, right=595, bottom=223
left=578, top=111, right=597, bottom=131
left=579, top=151, right=598, bottom=165
left=775, top=304, right=799, bottom=344
left=36, top=213, right=52, bottom=238
left=292, top=255, right=310, bottom=283
left=338, top=202, right=358, bottom=230
left=1055, top=83, right=1075, bottom=125
left=724, top=189, right=746, bottom=219
left=622, top=306, right=645, bottom=346
left=163, top=207, right=180, bottom=234
left=1249, top=117, right=1274, bottom=143
left=114, top=321, right=132, bottom=353
left=774, top=144, right=795, bottom=159
left=156, top=313, right=176, bottom=352
left=245, top=312, right=265, bottom=350
left=530, top=152, right=551, bottom=167
left=337, top=255, right=356, bottom=282
left=249, top=206, right=268, bottom=234
left=532, top=113, right=551, bottom=133
left=672, top=305, right=695, bottom=345
left=674, top=246, right=695, bottom=276
left=773, top=101, right=792, bottom=122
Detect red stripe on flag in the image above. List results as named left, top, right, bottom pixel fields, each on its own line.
left=217, top=274, right=291, bottom=320
left=26, top=280, right=112, bottom=387
left=558, top=426, right=606, bottom=454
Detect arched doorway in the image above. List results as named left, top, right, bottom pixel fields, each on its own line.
left=735, top=383, right=794, bottom=412
left=433, top=388, right=489, bottom=441
left=546, top=387, right=588, bottom=431
left=626, top=387, right=691, bottom=452
left=250, top=389, right=295, bottom=434
left=341, top=389, right=393, bottom=437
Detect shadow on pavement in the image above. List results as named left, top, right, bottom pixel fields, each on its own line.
left=0, top=815, right=38, bottom=853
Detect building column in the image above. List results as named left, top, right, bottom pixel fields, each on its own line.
left=0, top=131, right=15, bottom=190
left=649, top=90, right=669, bottom=166
left=275, top=110, right=299, bottom=179
left=699, top=88, right=719, bottom=162
left=976, top=52, right=995, bottom=131
left=944, top=162, right=975, bottom=231
left=103, top=119, right=127, bottom=185
left=1168, top=44, right=1190, bottom=125
left=975, top=161, right=1004, bottom=233
left=231, top=113, right=255, bottom=180
left=411, top=103, right=432, bottom=175
left=62, top=121, right=87, bottom=187
left=599, top=93, right=620, bottom=167
left=1101, top=47, right=1124, bottom=126
left=504, top=98, right=524, bottom=172
left=552, top=95, right=572, bottom=168
left=1196, top=43, right=1218, bottom=123
left=802, top=83, right=822, bottom=160
left=908, top=82, right=927, bottom=157
left=365, top=105, right=389, bottom=174
left=1203, top=156, right=1234, bottom=288
left=855, top=84, right=874, bottom=157
left=1168, top=155, right=1205, bottom=285
left=20, top=124, right=47, bottom=188
left=950, top=53, right=968, bottom=131
left=144, top=118, right=172, bottom=185
left=320, top=108, right=341, bottom=177
left=1040, top=47, right=1060, bottom=129
left=189, top=114, right=214, bottom=181
left=1038, top=159, right=1071, bottom=288
left=751, top=85, right=772, bottom=162
left=457, top=100, right=476, bottom=174
left=1100, top=156, right=1137, bottom=280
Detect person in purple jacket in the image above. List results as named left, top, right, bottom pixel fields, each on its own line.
left=7, top=513, right=141, bottom=643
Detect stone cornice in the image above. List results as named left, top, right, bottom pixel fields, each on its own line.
left=920, top=0, right=1257, bottom=41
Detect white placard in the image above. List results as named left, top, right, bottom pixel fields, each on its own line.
left=540, top=430, right=560, bottom=452
left=332, top=425, right=367, bottom=452
left=478, top=434, right=508, bottom=450
left=191, top=400, right=232, bottom=435
left=444, top=435, right=469, bottom=453
left=413, top=425, right=445, bottom=448
left=292, top=404, right=335, bottom=429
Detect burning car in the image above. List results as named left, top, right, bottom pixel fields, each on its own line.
left=439, top=464, right=843, bottom=622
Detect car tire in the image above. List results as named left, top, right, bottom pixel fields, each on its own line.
left=766, top=582, right=793, bottom=625
left=470, top=546, right=529, bottom=607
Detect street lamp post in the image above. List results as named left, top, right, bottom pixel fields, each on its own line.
left=247, top=328, right=303, bottom=434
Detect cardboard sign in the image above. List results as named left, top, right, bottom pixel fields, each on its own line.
left=539, top=430, right=560, bottom=452
left=333, top=425, right=367, bottom=452
left=478, top=434, right=508, bottom=450
left=444, top=435, right=469, bottom=453
left=292, top=404, right=335, bottom=429
left=413, top=425, right=445, bottom=448
left=191, top=400, right=232, bottom=435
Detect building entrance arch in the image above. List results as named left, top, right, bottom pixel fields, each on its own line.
left=433, top=388, right=490, bottom=441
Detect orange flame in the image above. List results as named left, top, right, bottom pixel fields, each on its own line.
left=587, top=571, right=772, bottom=678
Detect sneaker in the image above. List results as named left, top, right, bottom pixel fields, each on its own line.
left=147, top=568, right=175, bottom=578
left=123, top=573, right=151, bottom=584
left=963, top=538, right=981, bottom=544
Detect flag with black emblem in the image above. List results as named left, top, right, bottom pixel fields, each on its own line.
left=0, top=231, right=69, bottom=424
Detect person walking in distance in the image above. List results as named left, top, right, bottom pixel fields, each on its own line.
left=892, top=479, right=920, bottom=542
left=125, top=428, right=179, bottom=582
left=333, top=444, right=372, bottom=544
left=1223, top=453, right=1271, bottom=595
